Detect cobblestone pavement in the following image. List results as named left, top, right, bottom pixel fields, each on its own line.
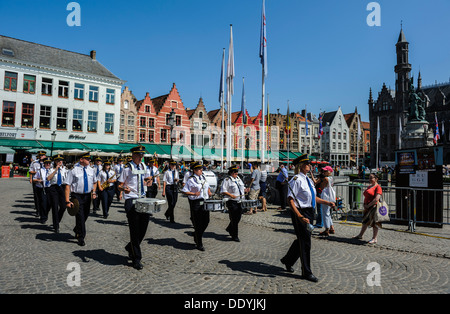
left=0, top=178, right=449, bottom=294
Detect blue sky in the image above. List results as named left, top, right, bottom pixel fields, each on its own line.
left=1, top=0, right=449, bottom=122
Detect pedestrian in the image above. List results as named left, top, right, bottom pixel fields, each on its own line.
left=117, top=146, right=153, bottom=270
left=92, top=157, right=103, bottom=213
left=317, top=166, right=336, bottom=236
left=46, top=154, right=68, bottom=233
left=221, top=165, right=249, bottom=242
left=246, top=163, right=261, bottom=214
left=353, top=173, right=383, bottom=244
left=181, top=161, right=212, bottom=251
left=65, top=152, right=98, bottom=246
left=310, top=167, right=326, bottom=228
left=33, top=157, right=53, bottom=224
left=146, top=158, right=160, bottom=198
left=29, top=151, right=47, bottom=216
left=162, top=160, right=179, bottom=223
left=98, top=160, right=116, bottom=219
left=276, top=163, right=289, bottom=211
left=280, top=154, right=336, bottom=283
left=258, top=163, right=268, bottom=212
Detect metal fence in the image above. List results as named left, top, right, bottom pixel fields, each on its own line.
left=333, top=182, right=450, bottom=232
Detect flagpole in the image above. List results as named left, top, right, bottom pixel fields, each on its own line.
left=287, top=100, right=290, bottom=167
left=260, top=0, right=267, bottom=165
left=376, top=116, right=380, bottom=170
left=226, top=24, right=234, bottom=169
left=261, top=68, right=266, bottom=165
left=220, top=48, right=225, bottom=171
left=241, top=77, right=245, bottom=174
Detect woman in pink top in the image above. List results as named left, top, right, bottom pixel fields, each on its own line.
left=353, top=173, right=382, bottom=244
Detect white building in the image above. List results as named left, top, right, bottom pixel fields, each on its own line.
left=321, top=107, right=350, bottom=166
left=0, top=35, right=125, bottom=151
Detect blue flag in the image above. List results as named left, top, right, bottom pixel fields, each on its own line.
left=241, top=78, right=247, bottom=124
left=259, top=0, right=267, bottom=77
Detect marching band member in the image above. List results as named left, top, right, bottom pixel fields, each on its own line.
left=65, top=152, right=98, bottom=246
left=162, top=160, right=179, bottom=223
left=46, top=154, right=68, bottom=233
left=146, top=158, right=160, bottom=198
left=92, top=157, right=103, bottom=213
left=33, top=157, right=53, bottom=224
left=221, top=165, right=249, bottom=242
left=181, top=161, right=212, bottom=251
left=98, top=160, right=116, bottom=219
left=280, top=154, right=335, bottom=283
left=29, top=151, right=47, bottom=216
left=113, top=157, right=125, bottom=201
left=118, top=146, right=152, bottom=270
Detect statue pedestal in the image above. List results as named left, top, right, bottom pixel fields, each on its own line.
left=401, top=121, right=434, bottom=149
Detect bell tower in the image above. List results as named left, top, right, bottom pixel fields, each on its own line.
left=395, top=26, right=412, bottom=113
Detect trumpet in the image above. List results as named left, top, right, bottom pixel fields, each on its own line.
left=101, top=172, right=118, bottom=190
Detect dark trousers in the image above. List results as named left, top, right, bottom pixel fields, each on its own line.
left=36, top=186, right=50, bottom=221
left=282, top=207, right=315, bottom=276
left=92, top=190, right=100, bottom=212
left=276, top=181, right=288, bottom=209
left=146, top=183, right=158, bottom=198
left=32, top=182, right=39, bottom=214
left=164, top=185, right=178, bottom=221
left=226, top=200, right=243, bottom=238
left=124, top=199, right=150, bottom=262
left=189, top=199, right=210, bottom=247
left=72, top=193, right=92, bottom=240
left=114, top=182, right=121, bottom=200
left=47, top=185, right=66, bottom=230
left=100, top=187, right=115, bottom=217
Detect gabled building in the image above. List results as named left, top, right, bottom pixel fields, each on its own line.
left=321, top=107, right=350, bottom=166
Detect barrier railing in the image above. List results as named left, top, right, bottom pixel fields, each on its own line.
left=333, top=182, right=450, bottom=232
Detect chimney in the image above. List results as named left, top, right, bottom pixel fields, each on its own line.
left=90, top=50, right=96, bottom=60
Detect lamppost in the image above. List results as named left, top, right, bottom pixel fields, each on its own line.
left=50, top=131, right=57, bottom=157
left=167, top=108, right=176, bottom=160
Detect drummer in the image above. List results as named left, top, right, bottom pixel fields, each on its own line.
left=162, top=159, right=179, bottom=223
left=98, top=160, right=116, bottom=219
left=181, top=161, right=212, bottom=251
left=221, top=165, right=249, bottom=242
left=117, top=145, right=152, bottom=270
left=146, top=158, right=160, bottom=198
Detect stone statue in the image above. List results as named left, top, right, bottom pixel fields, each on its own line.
left=407, top=79, right=426, bottom=122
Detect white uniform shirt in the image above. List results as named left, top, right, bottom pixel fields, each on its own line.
left=183, top=171, right=192, bottom=184
left=98, top=169, right=116, bottom=188
left=181, top=174, right=210, bottom=201
left=146, top=165, right=159, bottom=184
left=221, top=176, right=245, bottom=201
left=113, top=163, right=125, bottom=178
left=287, top=172, right=316, bottom=208
left=163, top=169, right=179, bottom=185
left=64, top=163, right=98, bottom=194
left=118, top=162, right=150, bottom=200
left=34, top=167, right=53, bottom=188
left=92, top=164, right=103, bottom=178
left=29, top=160, right=43, bottom=178
left=48, top=167, right=68, bottom=186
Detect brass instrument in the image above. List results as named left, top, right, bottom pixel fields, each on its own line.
left=101, top=172, right=117, bottom=190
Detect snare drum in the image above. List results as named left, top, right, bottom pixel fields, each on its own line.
left=203, top=199, right=225, bottom=212
left=240, top=199, right=259, bottom=210
left=135, top=198, right=166, bottom=214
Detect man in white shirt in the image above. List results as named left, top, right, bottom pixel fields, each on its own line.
left=113, top=157, right=125, bottom=201
left=65, top=152, right=98, bottom=246
left=32, top=157, right=53, bottom=224
left=181, top=161, right=212, bottom=251
left=29, top=151, right=47, bottom=216
left=162, top=160, right=179, bottom=223
left=118, top=146, right=152, bottom=270
left=46, top=154, right=68, bottom=233
left=146, top=158, right=160, bottom=198
left=92, top=157, right=103, bottom=213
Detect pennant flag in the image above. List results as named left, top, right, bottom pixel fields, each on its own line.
left=227, top=25, right=235, bottom=100
left=259, top=0, right=267, bottom=77
left=285, top=104, right=291, bottom=135
left=376, top=116, right=380, bottom=144
left=266, top=95, right=270, bottom=133
left=357, top=115, right=362, bottom=140
left=219, top=48, right=225, bottom=104
left=318, top=113, right=324, bottom=139
left=434, top=113, right=440, bottom=145
left=241, top=78, right=247, bottom=124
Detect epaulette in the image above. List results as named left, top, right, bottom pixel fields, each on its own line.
left=293, top=176, right=298, bottom=180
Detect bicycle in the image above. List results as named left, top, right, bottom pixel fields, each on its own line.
left=331, top=197, right=348, bottom=222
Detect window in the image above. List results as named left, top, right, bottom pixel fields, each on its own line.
left=105, top=113, right=114, bottom=134
left=176, top=116, right=182, bottom=126
left=2, top=101, right=15, bottom=126
left=21, top=103, right=34, bottom=128
left=73, top=109, right=83, bottom=131
left=58, top=80, right=69, bottom=98
left=199, top=112, right=203, bottom=119
left=140, top=117, right=146, bottom=127
left=41, top=78, right=53, bottom=95
left=106, top=89, right=115, bottom=104
left=120, top=114, right=125, bottom=126
left=39, top=105, right=51, bottom=129
left=161, top=129, right=167, bottom=142
left=148, top=130, right=154, bottom=143
left=149, top=118, right=155, bottom=128
left=87, top=111, right=98, bottom=132
left=124, top=100, right=129, bottom=109
left=127, top=130, right=134, bottom=142
left=89, top=86, right=99, bottom=102
left=4, top=72, right=17, bottom=91
left=119, top=129, right=124, bottom=141
left=56, top=107, right=68, bottom=130
left=74, top=83, right=84, bottom=100
left=23, top=75, right=36, bottom=94
left=139, top=130, right=146, bottom=142
left=145, top=105, right=151, bottom=113
left=127, top=115, right=134, bottom=126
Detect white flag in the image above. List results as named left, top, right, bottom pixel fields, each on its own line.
left=376, top=116, right=380, bottom=143
left=227, top=25, right=235, bottom=99
left=357, top=115, right=361, bottom=140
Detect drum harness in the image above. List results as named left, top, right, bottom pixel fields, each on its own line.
left=128, top=162, right=147, bottom=203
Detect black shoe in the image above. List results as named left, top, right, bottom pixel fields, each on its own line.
left=232, top=236, right=240, bottom=242
left=302, top=274, right=319, bottom=283
left=77, top=238, right=85, bottom=246
left=132, top=260, right=143, bottom=270
left=280, top=259, right=294, bottom=273
left=196, top=245, right=205, bottom=251
left=125, top=246, right=133, bottom=260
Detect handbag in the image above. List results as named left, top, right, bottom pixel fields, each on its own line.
left=375, top=198, right=390, bottom=223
